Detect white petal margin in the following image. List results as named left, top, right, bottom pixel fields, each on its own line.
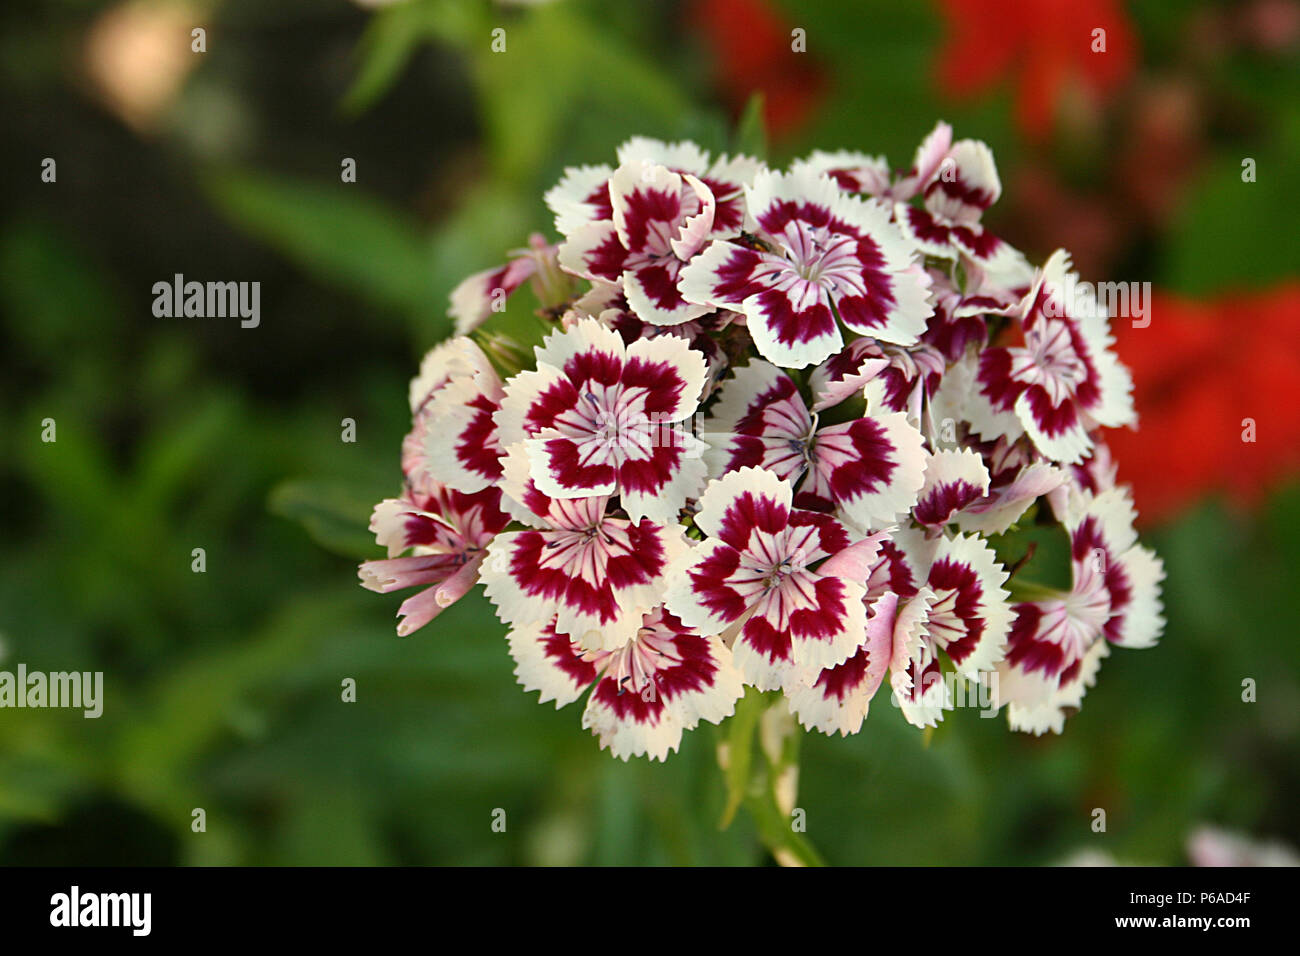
left=792, top=149, right=891, bottom=195
left=421, top=366, right=504, bottom=494
left=619, top=433, right=709, bottom=529
left=1071, top=487, right=1165, bottom=650
left=819, top=410, right=928, bottom=532
left=408, top=336, right=495, bottom=413
left=676, top=239, right=754, bottom=311
left=913, top=447, right=991, bottom=530
left=1014, top=389, right=1093, bottom=466
left=581, top=626, right=744, bottom=762
left=494, top=364, right=567, bottom=451
left=506, top=617, right=595, bottom=709
left=661, top=538, right=747, bottom=640
left=545, top=163, right=612, bottom=236
left=494, top=441, right=552, bottom=529
left=895, top=121, right=953, bottom=199
left=557, top=219, right=622, bottom=283
left=924, top=532, right=1013, bottom=678
left=671, top=173, right=717, bottom=261
left=1112, top=544, right=1166, bottom=650
left=701, top=359, right=808, bottom=479
left=927, top=139, right=1001, bottom=223
left=781, top=572, right=868, bottom=676
left=742, top=279, right=845, bottom=370
left=1002, top=639, right=1110, bottom=735
left=787, top=591, right=900, bottom=736
left=692, top=466, right=793, bottom=543
left=534, top=316, right=627, bottom=379
left=889, top=588, right=952, bottom=728
left=616, top=136, right=711, bottom=175
left=624, top=332, right=709, bottom=423
left=609, top=161, right=683, bottom=248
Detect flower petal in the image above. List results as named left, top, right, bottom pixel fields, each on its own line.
left=801, top=411, right=927, bottom=530
left=702, top=359, right=812, bottom=482
left=507, top=616, right=600, bottom=708
left=581, top=607, right=744, bottom=761
left=920, top=533, right=1012, bottom=676
left=558, top=219, right=627, bottom=284
left=482, top=512, right=684, bottom=650
left=787, top=590, right=899, bottom=735
left=545, top=163, right=613, bottom=236
left=912, top=447, right=991, bottom=530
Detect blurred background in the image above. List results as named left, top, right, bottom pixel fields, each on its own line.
left=1, top=0, right=1297, bottom=866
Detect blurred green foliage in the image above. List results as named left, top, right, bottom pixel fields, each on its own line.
left=1, top=0, right=1296, bottom=865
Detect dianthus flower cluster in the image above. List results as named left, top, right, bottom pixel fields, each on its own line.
left=360, top=125, right=1165, bottom=760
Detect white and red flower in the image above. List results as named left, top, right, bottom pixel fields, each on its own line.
left=971, top=250, right=1135, bottom=464
left=448, top=234, right=570, bottom=335
left=358, top=484, right=510, bottom=636
left=894, top=138, right=1019, bottom=273
left=702, top=359, right=927, bottom=530
left=784, top=530, right=918, bottom=735
left=955, top=435, right=1065, bottom=535
left=494, top=319, right=708, bottom=526
left=559, top=161, right=720, bottom=326
left=888, top=586, right=952, bottom=728
left=402, top=338, right=504, bottom=499
left=993, top=487, right=1165, bottom=733
left=508, top=606, right=744, bottom=761
left=571, top=282, right=735, bottom=397
left=809, top=338, right=947, bottom=426
left=416, top=346, right=506, bottom=495
left=546, top=136, right=760, bottom=239
left=664, top=468, right=877, bottom=690
left=792, top=149, right=892, bottom=197
left=879, top=530, right=1014, bottom=727
left=679, top=167, right=933, bottom=368
left=922, top=266, right=1026, bottom=362
left=785, top=590, right=899, bottom=735
left=407, top=336, right=497, bottom=418
left=912, top=448, right=991, bottom=532
left=481, top=444, right=686, bottom=651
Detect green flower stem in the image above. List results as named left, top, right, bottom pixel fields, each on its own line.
left=717, top=687, right=826, bottom=867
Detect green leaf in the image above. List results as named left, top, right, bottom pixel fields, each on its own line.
left=0, top=219, right=123, bottom=358
left=203, top=170, right=435, bottom=315
left=341, top=3, right=430, bottom=116
left=342, top=0, right=488, bottom=115
left=733, top=93, right=768, bottom=160
left=131, top=394, right=241, bottom=513
left=475, top=4, right=689, bottom=185
left=268, top=478, right=380, bottom=560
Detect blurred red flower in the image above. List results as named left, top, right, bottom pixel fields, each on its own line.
left=935, top=0, right=1137, bottom=138
left=1108, top=284, right=1300, bottom=524
left=689, top=0, right=826, bottom=139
